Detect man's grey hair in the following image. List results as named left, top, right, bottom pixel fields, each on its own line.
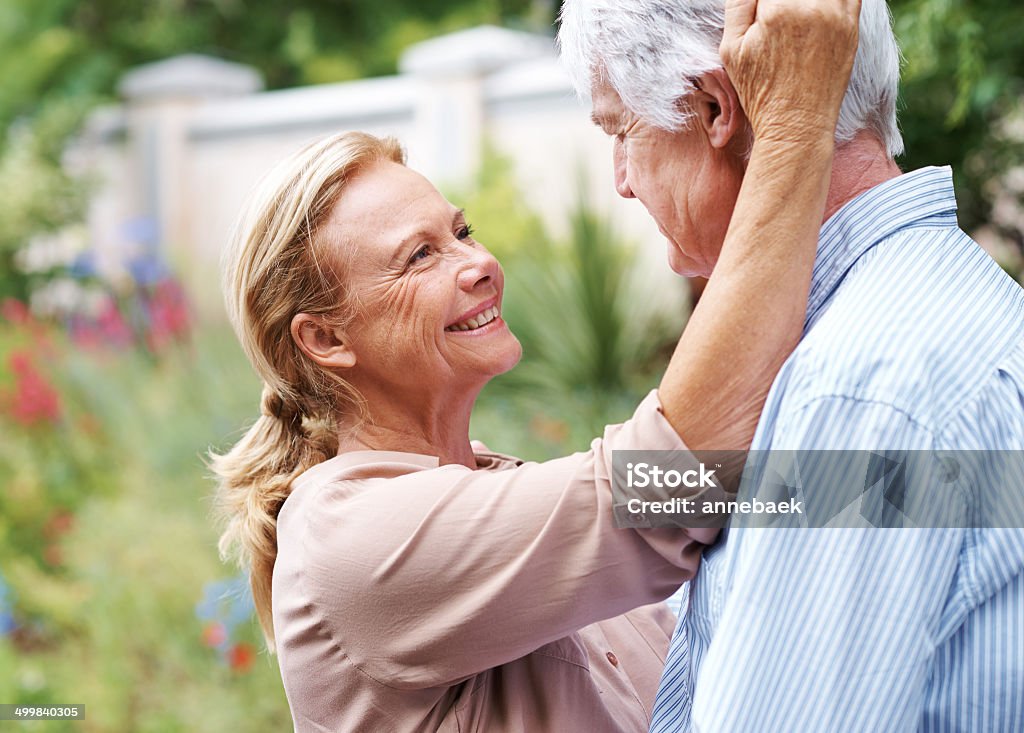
left=557, top=0, right=904, bottom=157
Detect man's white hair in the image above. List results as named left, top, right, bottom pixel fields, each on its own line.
left=558, top=0, right=904, bottom=157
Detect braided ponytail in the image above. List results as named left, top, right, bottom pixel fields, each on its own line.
left=209, top=132, right=404, bottom=651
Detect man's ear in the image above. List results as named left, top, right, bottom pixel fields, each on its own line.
left=290, top=313, right=357, bottom=369
left=691, top=68, right=745, bottom=150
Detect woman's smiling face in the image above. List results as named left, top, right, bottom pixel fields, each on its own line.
left=325, top=160, right=522, bottom=403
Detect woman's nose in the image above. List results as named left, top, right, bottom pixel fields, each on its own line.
left=456, top=245, right=497, bottom=292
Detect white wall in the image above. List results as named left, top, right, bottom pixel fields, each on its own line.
left=80, top=27, right=684, bottom=319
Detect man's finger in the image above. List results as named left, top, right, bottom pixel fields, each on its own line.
left=722, top=0, right=758, bottom=50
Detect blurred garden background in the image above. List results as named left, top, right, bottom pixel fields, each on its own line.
left=1, top=0, right=1023, bottom=730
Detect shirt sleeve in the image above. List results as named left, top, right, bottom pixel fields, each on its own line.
left=690, top=395, right=965, bottom=732
left=300, top=391, right=721, bottom=689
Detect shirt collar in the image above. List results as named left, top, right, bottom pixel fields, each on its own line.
left=806, top=165, right=958, bottom=329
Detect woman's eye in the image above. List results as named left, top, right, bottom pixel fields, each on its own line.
left=457, top=224, right=475, bottom=240
left=410, top=245, right=431, bottom=263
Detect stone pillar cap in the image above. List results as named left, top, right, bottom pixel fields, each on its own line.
left=399, top=25, right=554, bottom=78
left=118, top=54, right=263, bottom=102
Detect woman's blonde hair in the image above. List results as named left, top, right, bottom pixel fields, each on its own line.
left=209, top=131, right=405, bottom=652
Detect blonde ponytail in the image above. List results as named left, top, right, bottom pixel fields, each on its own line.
left=209, top=132, right=405, bottom=651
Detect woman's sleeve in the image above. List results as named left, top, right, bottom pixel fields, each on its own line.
left=300, top=390, right=720, bottom=689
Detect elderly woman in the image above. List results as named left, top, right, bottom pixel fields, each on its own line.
left=211, top=1, right=861, bottom=730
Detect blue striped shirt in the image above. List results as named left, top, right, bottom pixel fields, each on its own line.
left=651, top=167, right=1024, bottom=732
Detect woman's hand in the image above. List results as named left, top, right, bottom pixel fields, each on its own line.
left=720, top=0, right=862, bottom=144
left=659, top=0, right=862, bottom=451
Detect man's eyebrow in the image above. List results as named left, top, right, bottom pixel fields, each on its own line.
left=590, top=110, right=618, bottom=134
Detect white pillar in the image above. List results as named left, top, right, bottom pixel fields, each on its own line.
left=117, top=55, right=262, bottom=275
left=399, top=26, right=555, bottom=188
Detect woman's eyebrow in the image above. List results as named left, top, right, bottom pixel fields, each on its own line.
left=388, top=227, right=432, bottom=265
left=387, top=209, right=466, bottom=266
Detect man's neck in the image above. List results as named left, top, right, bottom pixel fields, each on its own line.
left=823, top=132, right=903, bottom=222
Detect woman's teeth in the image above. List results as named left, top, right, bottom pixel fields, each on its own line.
left=447, top=306, right=500, bottom=332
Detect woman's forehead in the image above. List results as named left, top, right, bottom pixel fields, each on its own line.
left=335, top=161, right=444, bottom=222
left=324, top=161, right=458, bottom=261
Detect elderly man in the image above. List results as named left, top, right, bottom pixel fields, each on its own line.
left=559, top=1, right=1024, bottom=731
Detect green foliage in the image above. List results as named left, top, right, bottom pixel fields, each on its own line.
left=0, top=0, right=552, bottom=298
left=444, top=142, right=551, bottom=264
left=461, top=151, right=686, bottom=458
left=4, top=0, right=1022, bottom=301
left=0, top=161, right=677, bottom=725
left=496, top=190, right=682, bottom=397
left=0, top=324, right=116, bottom=576
left=0, top=3, right=1021, bottom=725
left=0, top=100, right=91, bottom=301
left=0, top=317, right=288, bottom=731
left=891, top=0, right=1024, bottom=239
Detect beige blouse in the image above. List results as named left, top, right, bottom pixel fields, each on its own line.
left=272, top=391, right=719, bottom=732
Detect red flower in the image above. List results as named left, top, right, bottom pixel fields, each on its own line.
left=202, top=622, right=227, bottom=648
left=96, top=300, right=133, bottom=347
left=144, top=280, right=191, bottom=352
left=44, top=511, right=75, bottom=539
left=9, top=350, right=33, bottom=376
left=1, top=298, right=30, bottom=326
left=6, top=351, right=61, bottom=426
left=43, top=544, right=63, bottom=567
left=227, top=642, right=256, bottom=672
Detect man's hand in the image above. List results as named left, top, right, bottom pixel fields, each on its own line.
left=721, top=0, right=862, bottom=144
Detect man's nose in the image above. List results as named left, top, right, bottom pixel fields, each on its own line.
left=613, top=140, right=635, bottom=199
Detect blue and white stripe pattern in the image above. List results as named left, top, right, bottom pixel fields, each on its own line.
left=652, top=167, right=1024, bottom=732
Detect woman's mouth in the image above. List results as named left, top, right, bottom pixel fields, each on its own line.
left=445, top=305, right=501, bottom=332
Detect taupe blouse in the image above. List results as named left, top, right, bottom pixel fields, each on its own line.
left=272, top=391, right=718, bottom=731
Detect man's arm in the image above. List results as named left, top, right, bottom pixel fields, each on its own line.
left=691, top=396, right=964, bottom=732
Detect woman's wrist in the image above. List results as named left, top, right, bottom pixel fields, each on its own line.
left=749, top=132, right=835, bottom=173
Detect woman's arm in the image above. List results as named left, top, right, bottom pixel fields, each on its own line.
left=298, top=394, right=715, bottom=689
left=293, top=0, right=865, bottom=689
left=659, top=0, right=862, bottom=450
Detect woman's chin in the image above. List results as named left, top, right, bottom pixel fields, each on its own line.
left=501, top=341, right=524, bottom=374
left=481, top=338, right=523, bottom=380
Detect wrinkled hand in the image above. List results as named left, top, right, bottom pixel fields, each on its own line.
left=720, top=0, right=862, bottom=144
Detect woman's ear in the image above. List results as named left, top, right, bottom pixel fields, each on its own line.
left=290, top=313, right=357, bottom=369
left=691, top=68, right=745, bottom=150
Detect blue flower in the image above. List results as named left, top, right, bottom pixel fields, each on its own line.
left=127, top=256, right=169, bottom=287
left=120, top=217, right=159, bottom=246
left=0, top=570, right=16, bottom=636
left=195, top=572, right=255, bottom=640
left=117, top=216, right=171, bottom=286
left=69, top=249, right=98, bottom=278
